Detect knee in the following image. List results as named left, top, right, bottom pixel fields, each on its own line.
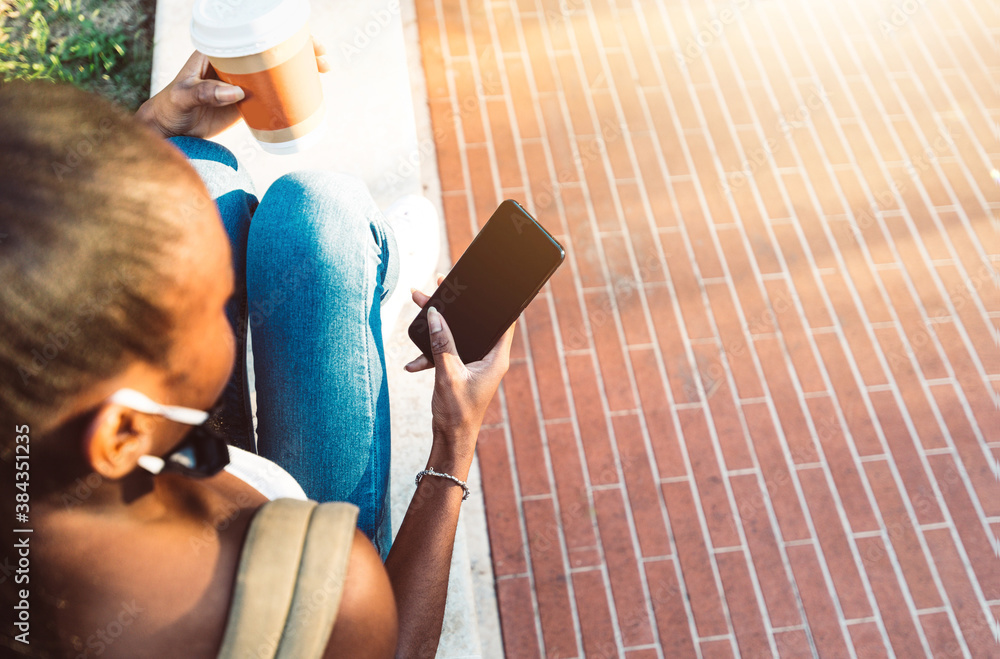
left=246, top=172, right=384, bottom=320
left=256, top=171, right=379, bottom=246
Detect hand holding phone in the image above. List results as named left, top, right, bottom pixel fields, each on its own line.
left=405, top=299, right=517, bottom=453
left=407, top=199, right=565, bottom=364
left=404, top=199, right=563, bottom=471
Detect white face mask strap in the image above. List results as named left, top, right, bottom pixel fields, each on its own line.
left=107, top=389, right=214, bottom=476
left=136, top=455, right=166, bottom=475
left=107, top=388, right=210, bottom=426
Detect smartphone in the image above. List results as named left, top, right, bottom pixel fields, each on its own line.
left=408, top=199, right=565, bottom=363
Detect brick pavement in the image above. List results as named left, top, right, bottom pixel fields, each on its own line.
left=414, top=0, right=1000, bottom=655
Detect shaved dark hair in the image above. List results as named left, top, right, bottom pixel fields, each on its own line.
left=0, top=81, right=213, bottom=442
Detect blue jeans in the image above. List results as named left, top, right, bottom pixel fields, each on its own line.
left=170, top=137, right=398, bottom=558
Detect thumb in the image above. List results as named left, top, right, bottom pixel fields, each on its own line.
left=190, top=79, right=245, bottom=107
left=427, top=307, right=462, bottom=370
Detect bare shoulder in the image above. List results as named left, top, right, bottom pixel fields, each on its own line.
left=322, top=529, right=398, bottom=659
left=31, top=487, right=259, bottom=659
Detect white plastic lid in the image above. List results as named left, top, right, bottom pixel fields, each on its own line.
left=191, top=0, right=310, bottom=58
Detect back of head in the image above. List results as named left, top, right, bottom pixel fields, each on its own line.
left=0, top=80, right=205, bottom=454
left=0, top=80, right=219, bottom=656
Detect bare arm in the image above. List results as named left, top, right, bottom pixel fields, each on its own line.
left=383, top=444, right=471, bottom=658
left=323, top=530, right=398, bottom=659
left=384, top=290, right=515, bottom=657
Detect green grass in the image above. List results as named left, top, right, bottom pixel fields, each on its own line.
left=0, top=0, right=155, bottom=110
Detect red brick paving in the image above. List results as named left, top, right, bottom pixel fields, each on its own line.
left=414, top=0, right=1000, bottom=655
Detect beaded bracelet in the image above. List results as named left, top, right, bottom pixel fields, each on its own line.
left=415, top=467, right=470, bottom=501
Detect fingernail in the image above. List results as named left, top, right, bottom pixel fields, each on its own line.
left=427, top=306, right=441, bottom=333
left=409, top=287, right=417, bottom=294
left=216, top=85, right=244, bottom=103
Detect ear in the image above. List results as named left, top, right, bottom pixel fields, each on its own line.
left=82, top=404, right=156, bottom=480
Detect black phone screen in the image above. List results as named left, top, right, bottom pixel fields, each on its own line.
left=408, top=199, right=565, bottom=363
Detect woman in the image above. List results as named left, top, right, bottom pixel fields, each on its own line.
left=0, top=50, right=512, bottom=658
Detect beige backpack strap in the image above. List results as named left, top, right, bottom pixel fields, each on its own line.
left=216, top=499, right=361, bottom=659
left=275, top=502, right=359, bottom=659
left=216, top=498, right=316, bottom=659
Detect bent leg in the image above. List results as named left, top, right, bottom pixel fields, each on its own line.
left=247, top=171, right=397, bottom=557
left=169, top=136, right=258, bottom=451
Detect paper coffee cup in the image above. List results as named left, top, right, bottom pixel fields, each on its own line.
left=191, top=0, right=326, bottom=155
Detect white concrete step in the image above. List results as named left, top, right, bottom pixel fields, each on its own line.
left=150, top=1, right=502, bottom=656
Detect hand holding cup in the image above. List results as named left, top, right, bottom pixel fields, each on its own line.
left=137, top=39, right=329, bottom=140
